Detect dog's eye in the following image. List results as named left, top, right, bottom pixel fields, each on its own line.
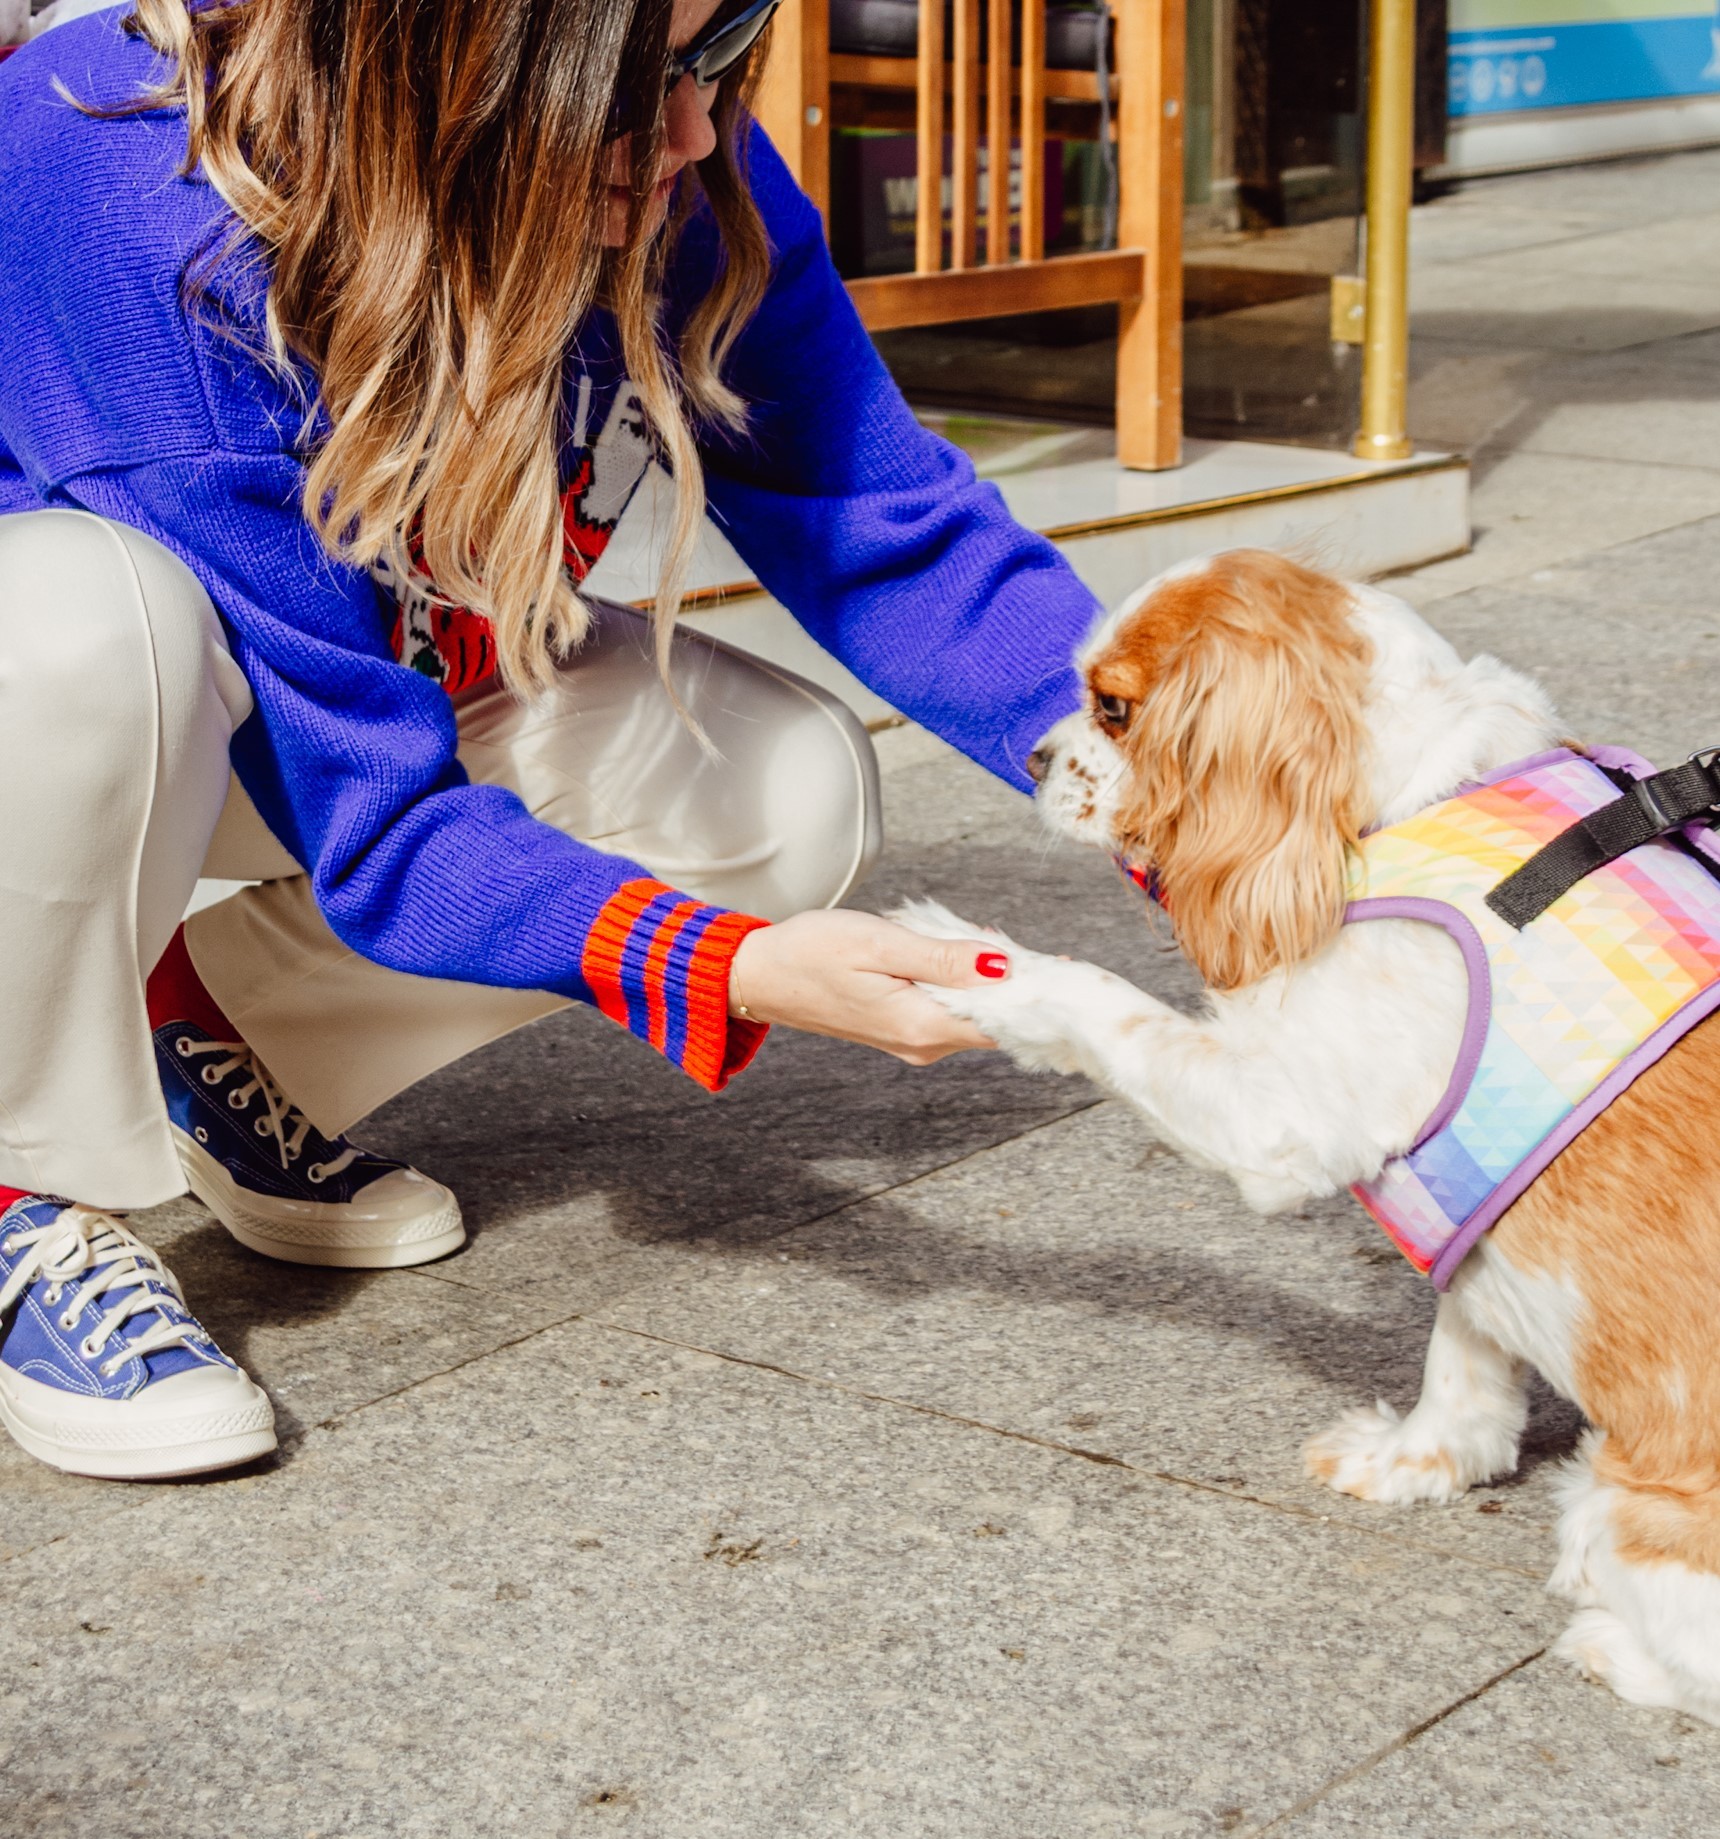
left=1094, top=694, right=1133, bottom=728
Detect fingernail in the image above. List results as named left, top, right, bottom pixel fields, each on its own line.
left=975, top=952, right=1009, bottom=979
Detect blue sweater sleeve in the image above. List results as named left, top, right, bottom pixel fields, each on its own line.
left=696, top=136, right=1098, bottom=793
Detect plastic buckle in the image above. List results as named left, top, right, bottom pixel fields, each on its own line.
left=1690, top=746, right=1720, bottom=809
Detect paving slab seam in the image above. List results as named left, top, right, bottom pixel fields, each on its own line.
left=402, top=1244, right=638, bottom=1297
left=1484, top=441, right=1720, bottom=479
left=269, top=1097, right=1110, bottom=1442
left=0, top=1299, right=602, bottom=1553
left=408, top=1093, right=1109, bottom=1298
left=1492, top=326, right=1720, bottom=362
left=580, top=1314, right=1551, bottom=1583
left=260, top=1299, right=598, bottom=1457
left=0, top=1500, right=156, bottom=1570
left=1427, top=212, right=1720, bottom=264
left=1442, top=448, right=1720, bottom=484
left=1638, top=319, right=1720, bottom=361
left=1410, top=331, right=1547, bottom=352
left=2, top=1277, right=1553, bottom=1586
left=1388, top=497, right=1720, bottom=602
left=1236, top=1645, right=1553, bottom=1837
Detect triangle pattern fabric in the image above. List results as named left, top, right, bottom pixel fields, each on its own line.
left=1349, top=749, right=1720, bottom=1287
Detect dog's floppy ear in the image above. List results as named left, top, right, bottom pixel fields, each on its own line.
left=1115, top=552, right=1373, bottom=990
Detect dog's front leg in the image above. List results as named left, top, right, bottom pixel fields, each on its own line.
left=1035, top=976, right=1343, bottom=1205
left=1303, top=1288, right=1527, bottom=1504
left=910, top=933, right=1331, bottom=1202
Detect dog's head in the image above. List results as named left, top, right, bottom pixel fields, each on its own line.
left=1030, top=550, right=1376, bottom=992
left=1032, top=549, right=1560, bottom=990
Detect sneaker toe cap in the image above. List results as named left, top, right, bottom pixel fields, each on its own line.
left=135, top=1360, right=272, bottom=1418
left=345, top=1166, right=460, bottom=1227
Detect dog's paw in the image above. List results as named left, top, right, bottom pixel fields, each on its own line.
left=1302, top=1401, right=1514, bottom=1506
left=1555, top=1608, right=1689, bottom=1713
left=925, top=954, right=1126, bottom=1077
left=891, top=901, right=1088, bottom=1071
left=891, top=903, right=1143, bottom=1079
left=927, top=976, right=1084, bottom=1074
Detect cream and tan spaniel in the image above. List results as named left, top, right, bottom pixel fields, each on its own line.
left=902, top=548, right=1720, bottom=1722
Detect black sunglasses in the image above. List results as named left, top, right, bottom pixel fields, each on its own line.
left=605, top=0, right=781, bottom=142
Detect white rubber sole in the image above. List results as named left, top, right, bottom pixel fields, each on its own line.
left=0, top=1360, right=277, bottom=1481
left=175, top=1131, right=466, bottom=1269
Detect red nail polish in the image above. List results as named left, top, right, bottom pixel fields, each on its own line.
left=975, top=952, right=1009, bottom=979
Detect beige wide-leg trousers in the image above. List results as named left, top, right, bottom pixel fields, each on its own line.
left=0, top=510, right=881, bottom=1210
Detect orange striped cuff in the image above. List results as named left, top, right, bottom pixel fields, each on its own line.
left=579, top=878, right=771, bottom=1092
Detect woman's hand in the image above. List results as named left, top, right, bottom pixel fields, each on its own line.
left=728, top=910, right=1007, bottom=1064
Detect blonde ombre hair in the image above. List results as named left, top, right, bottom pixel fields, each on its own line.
left=123, top=0, right=771, bottom=694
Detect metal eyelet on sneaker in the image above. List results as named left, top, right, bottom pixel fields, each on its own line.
left=195, top=1127, right=209, bottom=1144
left=228, top=1091, right=247, bottom=1110
left=254, top=1119, right=270, bottom=1137
left=44, top=1284, right=62, bottom=1305
left=59, top=1312, right=76, bottom=1330
left=201, top=1066, right=222, bottom=1085
left=2, top=1238, right=18, bottom=1255
left=100, top=1359, right=121, bottom=1378
left=79, top=1335, right=101, bottom=1359
left=176, top=1036, right=194, bottom=1056
left=307, top=1164, right=327, bottom=1184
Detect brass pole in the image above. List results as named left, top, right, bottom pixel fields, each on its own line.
left=1354, top=0, right=1415, bottom=462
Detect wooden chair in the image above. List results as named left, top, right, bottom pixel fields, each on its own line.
left=757, top=0, right=1185, bottom=470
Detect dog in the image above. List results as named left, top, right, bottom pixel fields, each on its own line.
left=901, top=548, right=1720, bottom=1722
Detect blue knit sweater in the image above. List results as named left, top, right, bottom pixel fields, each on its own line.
left=0, top=11, right=1099, bottom=1088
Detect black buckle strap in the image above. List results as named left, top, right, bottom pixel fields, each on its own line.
left=1485, top=750, right=1720, bottom=930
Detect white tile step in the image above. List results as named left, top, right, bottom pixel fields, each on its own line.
left=583, top=426, right=1470, bottom=727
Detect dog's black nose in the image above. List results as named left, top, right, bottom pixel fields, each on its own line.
left=1026, top=745, right=1053, bottom=785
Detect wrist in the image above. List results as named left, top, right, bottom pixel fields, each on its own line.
left=728, top=923, right=770, bottom=1020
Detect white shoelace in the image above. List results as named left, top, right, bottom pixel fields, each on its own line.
left=0, top=1206, right=209, bottom=1378
left=174, top=1037, right=359, bottom=1184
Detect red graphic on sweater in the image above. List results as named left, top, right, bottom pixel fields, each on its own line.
left=561, top=452, right=604, bottom=576
left=381, top=377, right=655, bottom=694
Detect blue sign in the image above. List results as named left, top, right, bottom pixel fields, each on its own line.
left=1450, top=15, right=1720, bottom=115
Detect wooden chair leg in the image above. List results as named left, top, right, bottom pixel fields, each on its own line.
left=1116, top=0, right=1184, bottom=470
left=986, top=0, right=1013, bottom=264
left=915, top=0, right=945, bottom=271
left=1020, top=0, right=1047, bottom=263
left=951, top=0, right=981, bottom=269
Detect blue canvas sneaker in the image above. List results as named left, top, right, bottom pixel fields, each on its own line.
left=0, top=1195, right=276, bottom=1479
left=156, top=1023, right=465, bottom=1269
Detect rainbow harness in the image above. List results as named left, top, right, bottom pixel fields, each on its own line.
left=1347, top=748, right=1720, bottom=1285
left=1120, top=747, right=1720, bottom=1286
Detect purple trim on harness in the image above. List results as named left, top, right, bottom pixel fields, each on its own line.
left=1343, top=896, right=1493, bottom=1150
left=1586, top=743, right=1655, bottom=779
left=1427, top=977, right=1720, bottom=1289
left=1454, top=747, right=1579, bottom=794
